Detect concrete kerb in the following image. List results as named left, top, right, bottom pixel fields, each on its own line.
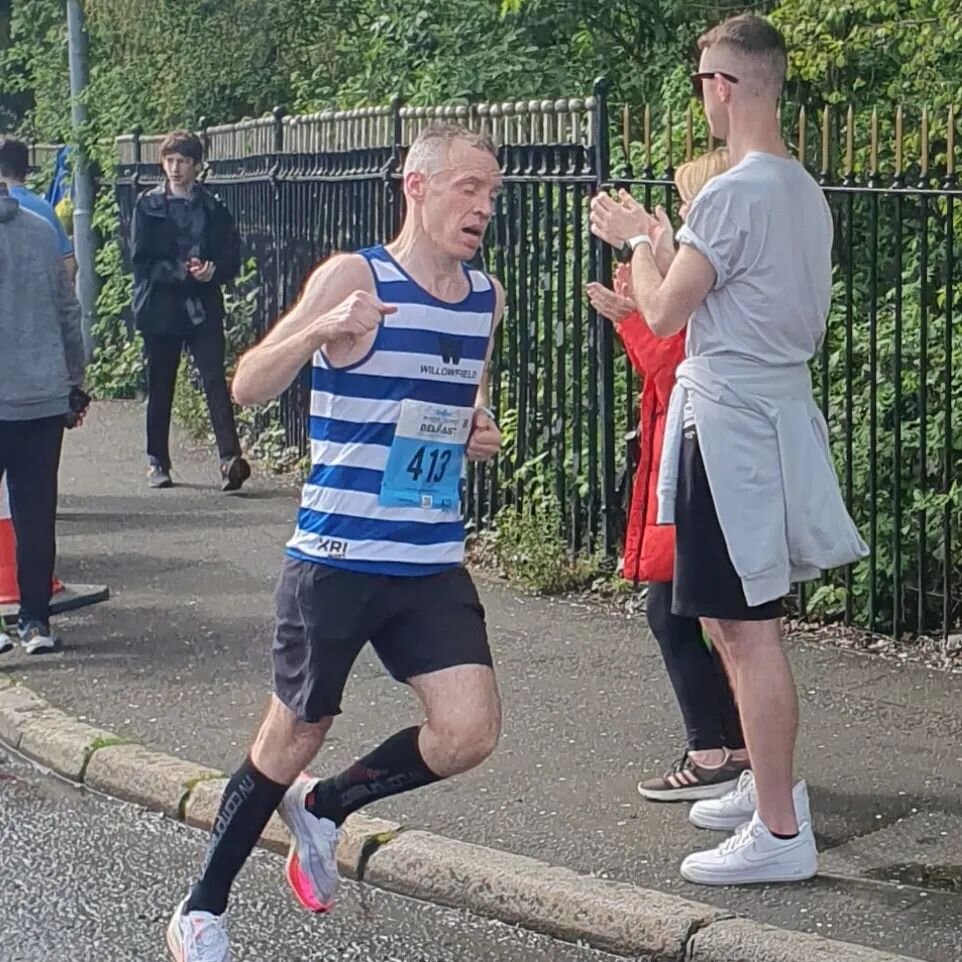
left=361, top=828, right=726, bottom=960
left=0, top=683, right=56, bottom=749
left=686, top=917, right=923, bottom=962
left=19, top=711, right=123, bottom=782
left=0, top=676, right=927, bottom=962
left=84, top=742, right=223, bottom=820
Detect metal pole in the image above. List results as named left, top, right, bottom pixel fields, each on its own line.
left=66, top=0, right=97, bottom=359
left=591, top=77, right=616, bottom=557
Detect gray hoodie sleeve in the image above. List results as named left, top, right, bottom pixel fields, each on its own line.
left=55, top=255, right=86, bottom=385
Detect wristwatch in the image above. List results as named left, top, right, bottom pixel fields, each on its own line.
left=615, top=234, right=653, bottom=264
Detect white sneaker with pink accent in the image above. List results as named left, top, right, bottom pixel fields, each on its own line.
left=166, top=897, right=230, bottom=962
left=277, top=775, right=340, bottom=913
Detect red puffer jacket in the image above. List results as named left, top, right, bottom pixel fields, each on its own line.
left=616, top=311, right=686, bottom=583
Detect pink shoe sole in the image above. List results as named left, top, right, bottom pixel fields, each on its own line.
left=285, top=844, right=335, bottom=914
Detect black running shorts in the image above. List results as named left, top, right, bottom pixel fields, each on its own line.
left=672, top=429, right=785, bottom=622
left=272, top=558, right=492, bottom=722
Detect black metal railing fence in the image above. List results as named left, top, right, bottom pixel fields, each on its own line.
left=112, top=87, right=962, bottom=639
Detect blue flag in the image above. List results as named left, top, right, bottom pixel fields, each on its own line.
left=45, top=145, right=71, bottom=208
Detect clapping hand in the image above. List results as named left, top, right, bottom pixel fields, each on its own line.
left=613, top=263, right=632, bottom=297
left=586, top=279, right=635, bottom=324
left=589, top=189, right=658, bottom=249
left=648, top=206, right=676, bottom=274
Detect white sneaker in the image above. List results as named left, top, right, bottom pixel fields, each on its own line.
left=166, top=897, right=231, bottom=962
left=277, top=775, right=340, bottom=913
left=681, top=811, right=818, bottom=886
left=689, top=770, right=811, bottom=832
left=19, top=622, right=56, bottom=655
left=0, top=630, right=13, bottom=655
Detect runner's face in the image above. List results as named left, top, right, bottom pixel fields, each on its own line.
left=422, top=141, right=502, bottom=259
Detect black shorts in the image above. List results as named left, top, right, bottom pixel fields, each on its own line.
left=672, top=429, right=785, bottom=622
left=272, top=558, right=492, bottom=722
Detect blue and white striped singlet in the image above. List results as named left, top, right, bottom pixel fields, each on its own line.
left=286, top=245, right=495, bottom=576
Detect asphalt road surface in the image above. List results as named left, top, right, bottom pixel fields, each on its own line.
left=0, top=746, right=624, bottom=962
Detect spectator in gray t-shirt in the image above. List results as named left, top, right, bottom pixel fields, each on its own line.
left=677, top=150, right=833, bottom=365
left=590, top=14, right=866, bottom=888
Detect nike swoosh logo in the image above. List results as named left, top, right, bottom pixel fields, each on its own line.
left=742, top=839, right=808, bottom=863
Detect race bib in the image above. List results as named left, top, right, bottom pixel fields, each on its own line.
left=379, top=400, right=473, bottom=510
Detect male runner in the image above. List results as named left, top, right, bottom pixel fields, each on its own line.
left=590, top=14, right=867, bottom=885
left=168, top=122, right=505, bottom=961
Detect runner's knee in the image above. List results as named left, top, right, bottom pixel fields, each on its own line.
left=251, top=697, right=332, bottom=781
left=427, top=709, right=501, bottom=774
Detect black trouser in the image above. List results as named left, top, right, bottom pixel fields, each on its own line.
left=646, top=580, right=745, bottom=752
left=0, top=416, right=65, bottom=629
left=143, top=320, right=241, bottom=470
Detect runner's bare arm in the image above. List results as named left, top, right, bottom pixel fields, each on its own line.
left=475, top=278, right=505, bottom=411
left=232, top=254, right=377, bottom=406
left=628, top=243, right=715, bottom=338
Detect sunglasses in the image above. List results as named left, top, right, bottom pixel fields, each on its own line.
left=690, top=70, right=740, bottom=101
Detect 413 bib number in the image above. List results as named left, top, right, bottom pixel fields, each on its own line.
left=379, top=400, right=473, bottom=510
left=406, top=446, right=454, bottom=485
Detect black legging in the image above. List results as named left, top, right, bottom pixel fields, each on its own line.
left=646, top=580, right=745, bottom=752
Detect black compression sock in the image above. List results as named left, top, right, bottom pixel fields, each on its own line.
left=305, top=726, right=441, bottom=827
left=186, top=758, right=288, bottom=915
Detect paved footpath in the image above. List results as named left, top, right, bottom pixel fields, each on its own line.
left=3, top=401, right=961, bottom=961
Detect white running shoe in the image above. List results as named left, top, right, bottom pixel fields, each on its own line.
left=166, top=897, right=231, bottom=962
left=689, top=770, right=811, bottom=832
left=277, top=775, right=340, bottom=913
left=0, top=630, right=13, bottom=655
left=681, top=810, right=818, bottom=885
left=19, top=622, right=55, bottom=655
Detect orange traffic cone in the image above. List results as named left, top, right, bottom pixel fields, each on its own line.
left=0, top=477, right=63, bottom=605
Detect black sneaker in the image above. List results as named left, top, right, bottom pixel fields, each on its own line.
left=220, top=456, right=251, bottom=492
left=148, top=463, right=173, bottom=488
left=637, top=751, right=748, bottom=802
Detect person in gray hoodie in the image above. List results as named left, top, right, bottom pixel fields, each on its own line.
left=0, top=181, right=87, bottom=656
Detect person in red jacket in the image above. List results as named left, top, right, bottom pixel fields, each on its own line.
left=588, top=149, right=749, bottom=802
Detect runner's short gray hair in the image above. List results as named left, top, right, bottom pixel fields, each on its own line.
left=403, top=123, right=498, bottom=177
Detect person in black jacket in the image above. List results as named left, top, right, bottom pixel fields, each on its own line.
left=131, top=129, right=250, bottom=491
